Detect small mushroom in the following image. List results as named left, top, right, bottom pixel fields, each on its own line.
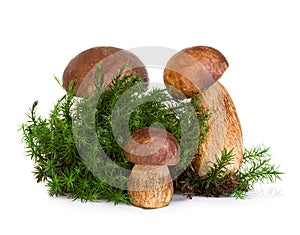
left=124, top=127, right=180, bottom=209
left=63, top=46, right=148, bottom=96
left=163, top=46, right=243, bottom=176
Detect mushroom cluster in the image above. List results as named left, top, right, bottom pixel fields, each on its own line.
left=63, top=45, right=243, bottom=209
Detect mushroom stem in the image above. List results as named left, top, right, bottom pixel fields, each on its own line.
left=128, top=165, right=173, bottom=209
left=193, top=81, right=243, bottom=176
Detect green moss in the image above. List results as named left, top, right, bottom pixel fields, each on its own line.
left=20, top=66, right=283, bottom=204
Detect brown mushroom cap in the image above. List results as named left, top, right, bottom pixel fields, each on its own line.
left=163, top=46, right=228, bottom=99
left=124, top=127, right=180, bottom=166
left=62, top=47, right=148, bottom=96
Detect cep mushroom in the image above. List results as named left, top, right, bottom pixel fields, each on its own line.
left=62, top=46, right=149, bottom=96
left=164, top=46, right=228, bottom=99
left=163, top=46, right=243, bottom=176
left=124, top=127, right=180, bottom=209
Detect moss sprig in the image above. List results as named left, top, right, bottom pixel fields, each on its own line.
left=176, top=147, right=283, bottom=199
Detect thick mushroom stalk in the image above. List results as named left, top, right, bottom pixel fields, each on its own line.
left=124, top=127, right=180, bottom=209
left=62, top=46, right=149, bottom=96
left=127, top=165, right=173, bottom=209
left=194, top=82, right=243, bottom=175
left=163, top=46, right=243, bottom=176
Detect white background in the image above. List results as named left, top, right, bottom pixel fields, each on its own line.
left=1, top=0, right=299, bottom=234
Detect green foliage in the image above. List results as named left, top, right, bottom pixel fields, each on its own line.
left=21, top=67, right=209, bottom=204
left=176, top=147, right=283, bottom=199
left=233, top=147, right=283, bottom=198
left=21, top=91, right=129, bottom=204
left=21, top=66, right=283, bottom=204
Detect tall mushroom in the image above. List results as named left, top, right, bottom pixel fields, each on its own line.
left=124, top=127, right=180, bottom=209
left=164, top=46, right=243, bottom=176
left=62, top=46, right=149, bottom=96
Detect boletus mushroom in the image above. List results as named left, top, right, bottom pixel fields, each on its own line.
left=63, top=47, right=149, bottom=96
left=164, top=46, right=228, bottom=99
left=163, top=46, right=243, bottom=176
left=124, top=127, right=180, bottom=209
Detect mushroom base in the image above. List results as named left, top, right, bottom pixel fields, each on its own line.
left=128, top=165, right=174, bottom=209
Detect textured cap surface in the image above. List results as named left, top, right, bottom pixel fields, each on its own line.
left=124, top=127, right=180, bottom=165
left=164, top=46, right=228, bottom=99
left=63, top=47, right=148, bottom=96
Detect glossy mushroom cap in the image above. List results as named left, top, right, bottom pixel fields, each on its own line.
left=163, top=46, right=228, bottom=99
left=124, top=127, right=180, bottom=166
left=63, top=47, right=148, bottom=96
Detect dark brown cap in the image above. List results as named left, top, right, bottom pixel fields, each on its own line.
left=124, top=127, right=180, bottom=166
left=62, top=46, right=148, bottom=96
left=163, top=46, right=228, bottom=99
